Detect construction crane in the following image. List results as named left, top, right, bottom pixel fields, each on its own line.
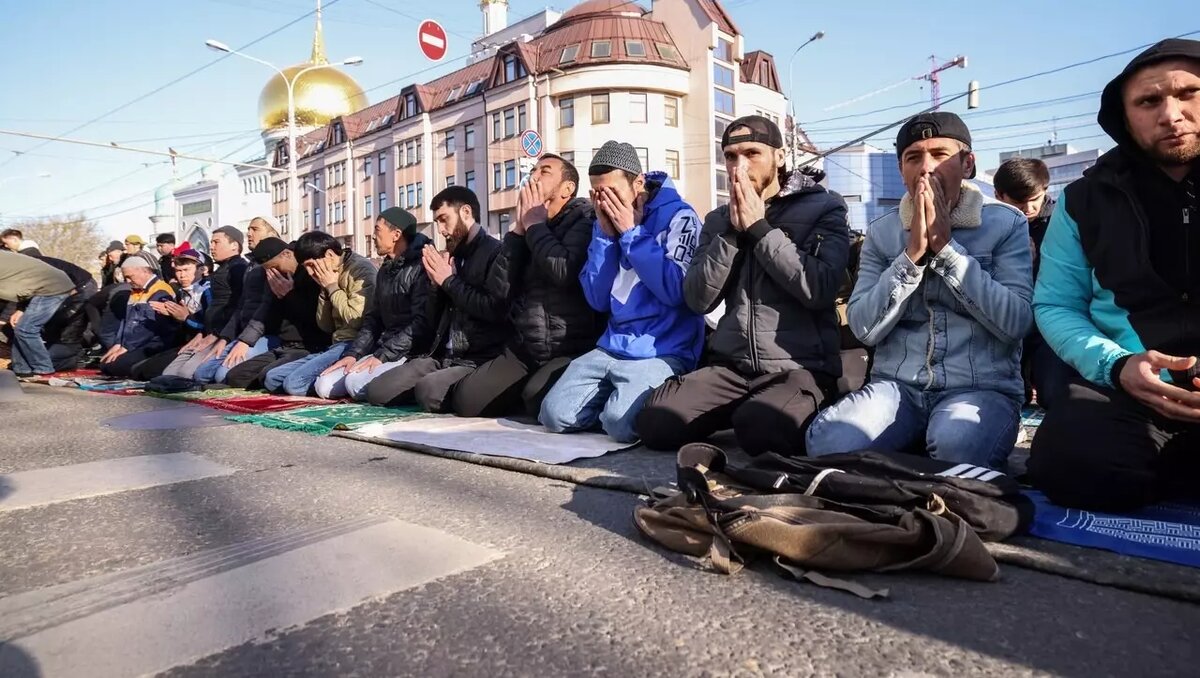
left=917, top=55, right=968, bottom=110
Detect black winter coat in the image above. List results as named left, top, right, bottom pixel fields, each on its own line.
left=205, top=255, right=246, bottom=336
left=221, top=263, right=269, bottom=344
left=264, top=268, right=331, bottom=351
left=350, top=233, right=434, bottom=362
left=426, top=228, right=511, bottom=365
left=489, top=198, right=602, bottom=364
left=684, top=171, right=851, bottom=378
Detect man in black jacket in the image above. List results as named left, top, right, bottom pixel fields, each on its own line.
left=223, top=238, right=331, bottom=389
left=317, top=207, right=433, bottom=399
left=166, top=226, right=248, bottom=380
left=155, top=233, right=177, bottom=283
left=366, top=187, right=511, bottom=410
left=1028, top=39, right=1200, bottom=510
left=637, top=116, right=851, bottom=456
left=448, top=154, right=599, bottom=418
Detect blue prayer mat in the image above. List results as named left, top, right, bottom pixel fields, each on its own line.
left=1026, top=490, right=1200, bottom=568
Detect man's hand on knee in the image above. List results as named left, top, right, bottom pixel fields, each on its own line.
left=1119, top=351, right=1200, bottom=422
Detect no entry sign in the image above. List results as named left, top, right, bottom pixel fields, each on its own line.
left=418, top=20, right=447, bottom=61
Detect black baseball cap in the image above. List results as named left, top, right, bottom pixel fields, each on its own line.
left=722, top=115, right=785, bottom=150
left=249, top=236, right=291, bottom=264
left=895, top=112, right=976, bottom=178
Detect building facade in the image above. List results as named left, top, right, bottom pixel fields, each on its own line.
left=266, top=0, right=793, bottom=254
left=823, top=143, right=905, bottom=233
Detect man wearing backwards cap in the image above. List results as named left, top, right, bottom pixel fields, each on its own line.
left=316, top=207, right=436, bottom=400
left=1028, top=39, right=1200, bottom=511
left=538, top=140, right=704, bottom=443
left=806, top=111, right=1033, bottom=470
left=637, top=115, right=851, bottom=457
left=98, top=253, right=179, bottom=377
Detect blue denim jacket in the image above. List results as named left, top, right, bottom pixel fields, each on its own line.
left=847, top=184, right=1034, bottom=400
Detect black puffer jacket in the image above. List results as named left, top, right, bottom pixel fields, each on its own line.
left=265, top=268, right=331, bottom=351
left=684, top=170, right=851, bottom=377
left=426, top=228, right=511, bottom=365
left=205, top=255, right=246, bottom=335
left=221, top=263, right=270, bottom=344
left=489, top=198, right=602, bottom=364
left=350, top=233, right=434, bottom=362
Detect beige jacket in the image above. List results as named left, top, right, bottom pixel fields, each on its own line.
left=316, top=251, right=377, bottom=343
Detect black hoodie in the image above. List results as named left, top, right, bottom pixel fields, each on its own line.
left=349, top=232, right=435, bottom=362
left=1060, top=38, right=1200, bottom=378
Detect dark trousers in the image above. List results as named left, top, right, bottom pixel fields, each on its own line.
left=47, top=343, right=84, bottom=372
left=636, top=365, right=835, bottom=456
left=100, top=347, right=158, bottom=378
left=224, top=347, right=312, bottom=389
left=1023, top=332, right=1077, bottom=410
left=1028, top=377, right=1200, bottom=511
left=365, top=357, right=474, bottom=412
left=450, top=347, right=573, bottom=418
left=129, top=347, right=181, bottom=381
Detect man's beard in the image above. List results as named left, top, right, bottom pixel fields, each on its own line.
left=444, top=226, right=467, bottom=253
left=1145, top=135, right=1200, bottom=167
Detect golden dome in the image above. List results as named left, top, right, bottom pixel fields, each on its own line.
left=256, top=0, right=367, bottom=131
left=258, top=65, right=367, bottom=131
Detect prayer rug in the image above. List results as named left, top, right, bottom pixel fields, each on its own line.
left=192, top=394, right=332, bottom=415
left=226, top=403, right=425, bottom=435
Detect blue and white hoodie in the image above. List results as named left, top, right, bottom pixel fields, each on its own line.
left=579, top=172, right=705, bottom=369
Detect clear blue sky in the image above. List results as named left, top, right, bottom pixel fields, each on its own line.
left=0, top=0, right=1195, bottom=240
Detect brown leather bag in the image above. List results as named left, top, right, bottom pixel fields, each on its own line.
left=633, top=444, right=1002, bottom=594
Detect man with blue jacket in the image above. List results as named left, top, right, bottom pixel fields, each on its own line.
left=99, top=253, right=179, bottom=377
left=805, top=112, right=1033, bottom=469
left=539, top=141, right=704, bottom=443
left=1029, top=39, right=1200, bottom=511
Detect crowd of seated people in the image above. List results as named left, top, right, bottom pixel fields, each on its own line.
left=3, top=39, right=1198, bottom=514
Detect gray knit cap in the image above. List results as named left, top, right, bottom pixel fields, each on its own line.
left=589, top=141, right=642, bottom=177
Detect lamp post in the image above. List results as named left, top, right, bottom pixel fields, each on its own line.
left=0, top=172, right=51, bottom=189
left=205, top=39, right=362, bottom=236
left=786, top=30, right=825, bottom=165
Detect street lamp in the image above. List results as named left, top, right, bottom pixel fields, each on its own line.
left=786, top=30, right=825, bottom=164
left=205, top=39, right=362, bottom=236
left=0, top=172, right=51, bottom=189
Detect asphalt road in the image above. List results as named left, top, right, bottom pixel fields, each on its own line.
left=1, top=384, right=1197, bottom=677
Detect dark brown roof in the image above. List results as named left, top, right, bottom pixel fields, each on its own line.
left=535, top=14, right=686, bottom=72
left=696, top=0, right=738, bottom=35
left=740, top=50, right=781, bottom=93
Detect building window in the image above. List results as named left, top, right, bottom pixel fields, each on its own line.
left=465, top=170, right=476, bottom=192
left=592, top=93, right=610, bottom=124
left=375, top=150, right=385, bottom=171
left=504, top=160, right=516, bottom=189
left=503, top=55, right=526, bottom=82
left=666, top=149, right=680, bottom=179
left=504, top=108, right=516, bottom=138
left=625, top=40, right=646, bottom=57
left=446, top=175, right=455, bottom=187
left=518, top=104, right=527, bottom=133
left=657, top=43, right=678, bottom=61
left=364, top=195, right=373, bottom=218
left=560, top=151, right=574, bottom=165
left=304, top=211, right=310, bottom=229
left=465, top=124, right=476, bottom=150
left=314, top=207, right=322, bottom=228
left=560, top=96, right=574, bottom=128
left=379, top=191, right=388, bottom=211
left=715, top=169, right=729, bottom=193
left=417, top=182, right=424, bottom=207
left=591, top=40, right=611, bottom=58
left=445, top=130, right=456, bottom=156
left=465, top=79, right=485, bottom=96
left=560, top=44, right=580, bottom=64
left=493, top=163, right=502, bottom=191
left=363, top=156, right=372, bottom=178
left=499, top=212, right=511, bottom=234
left=492, top=113, right=502, bottom=141
left=398, top=185, right=406, bottom=209
left=630, top=92, right=647, bottom=123
left=636, top=147, right=649, bottom=173
left=407, top=140, right=417, bottom=166
left=714, top=37, right=733, bottom=63
left=714, top=63, right=735, bottom=90
left=665, top=96, right=679, bottom=127
left=404, top=93, right=417, bottom=118
left=714, top=89, right=735, bottom=115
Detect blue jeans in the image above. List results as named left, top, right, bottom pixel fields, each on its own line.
left=193, top=336, right=276, bottom=385
left=805, top=378, right=1021, bottom=470
left=539, top=348, right=686, bottom=443
left=264, top=342, right=350, bottom=396
left=11, top=293, right=69, bottom=375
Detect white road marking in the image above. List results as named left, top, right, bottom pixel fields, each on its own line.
left=0, top=516, right=502, bottom=677
left=0, top=453, right=237, bottom=512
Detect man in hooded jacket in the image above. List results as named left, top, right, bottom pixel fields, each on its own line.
left=449, top=153, right=601, bottom=418
left=1029, top=38, right=1200, bottom=511
left=637, top=116, right=851, bottom=456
